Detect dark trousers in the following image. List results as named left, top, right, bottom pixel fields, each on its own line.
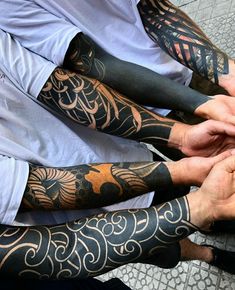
left=0, top=277, right=131, bottom=290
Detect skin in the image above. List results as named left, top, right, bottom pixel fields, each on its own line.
left=21, top=152, right=232, bottom=211
left=2, top=155, right=235, bottom=279
left=21, top=161, right=173, bottom=211
left=63, top=34, right=235, bottom=127
left=38, top=68, right=235, bottom=158
left=138, top=0, right=235, bottom=96
left=195, top=95, right=235, bottom=126
left=138, top=0, right=229, bottom=84
left=0, top=196, right=196, bottom=279
left=38, top=68, right=174, bottom=147
left=64, top=33, right=210, bottom=114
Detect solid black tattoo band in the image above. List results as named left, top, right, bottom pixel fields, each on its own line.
left=138, top=0, right=229, bottom=83
left=0, top=197, right=197, bottom=279
left=64, top=33, right=210, bottom=114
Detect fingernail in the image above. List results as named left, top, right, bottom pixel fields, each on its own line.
left=230, top=149, right=235, bottom=155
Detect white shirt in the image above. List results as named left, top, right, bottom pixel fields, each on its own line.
left=0, top=30, right=154, bottom=226
left=0, top=0, right=192, bottom=116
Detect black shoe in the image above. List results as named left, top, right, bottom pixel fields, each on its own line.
left=200, top=220, right=235, bottom=235
left=204, top=245, right=235, bottom=275
left=211, top=220, right=235, bottom=234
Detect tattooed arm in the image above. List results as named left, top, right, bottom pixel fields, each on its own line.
left=64, top=34, right=235, bottom=124
left=0, top=195, right=208, bottom=279
left=38, top=67, right=176, bottom=147
left=64, top=33, right=210, bottom=114
left=138, top=0, right=235, bottom=95
left=21, top=161, right=173, bottom=211
left=21, top=152, right=230, bottom=211
left=38, top=68, right=235, bottom=158
left=3, top=153, right=235, bottom=279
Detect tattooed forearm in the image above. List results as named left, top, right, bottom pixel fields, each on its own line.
left=138, top=0, right=229, bottom=84
left=64, top=33, right=210, bottom=113
left=38, top=68, right=175, bottom=146
left=21, top=162, right=173, bottom=210
left=0, top=197, right=197, bottom=279
left=64, top=33, right=107, bottom=81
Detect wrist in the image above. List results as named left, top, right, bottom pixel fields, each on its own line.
left=166, top=159, right=193, bottom=185
left=194, top=97, right=214, bottom=119
left=218, top=59, right=235, bottom=92
left=186, top=189, right=214, bottom=230
left=168, top=122, right=191, bottom=151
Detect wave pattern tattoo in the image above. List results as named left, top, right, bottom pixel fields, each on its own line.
left=0, top=197, right=197, bottom=279
left=22, top=162, right=173, bottom=210
left=138, top=0, right=229, bottom=83
left=38, top=68, right=174, bottom=146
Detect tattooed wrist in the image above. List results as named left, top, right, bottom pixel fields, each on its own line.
left=0, top=196, right=196, bottom=279
left=22, top=162, right=173, bottom=210
left=138, top=0, right=229, bottom=84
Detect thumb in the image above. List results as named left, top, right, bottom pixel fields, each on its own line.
left=215, top=152, right=235, bottom=172
left=210, top=150, right=235, bottom=166
left=225, top=116, right=235, bottom=126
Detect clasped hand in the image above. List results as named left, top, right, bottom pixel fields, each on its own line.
left=169, top=120, right=235, bottom=158
left=195, top=94, right=235, bottom=125
left=197, top=155, right=235, bottom=225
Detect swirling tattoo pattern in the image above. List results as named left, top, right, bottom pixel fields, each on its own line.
left=22, top=162, right=173, bottom=210
left=0, top=197, right=197, bottom=279
left=38, top=68, right=174, bottom=145
left=138, top=0, right=229, bottom=83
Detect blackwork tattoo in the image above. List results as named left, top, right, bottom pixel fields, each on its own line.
left=0, top=197, right=197, bottom=279
left=38, top=68, right=174, bottom=146
left=64, top=33, right=209, bottom=114
left=138, top=0, right=229, bottom=83
left=22, top=162, right=173, bottom=210
left=64, top=33, right=106, bottom=81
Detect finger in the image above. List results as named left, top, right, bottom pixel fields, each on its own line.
left=215, top=154, right=235, bottom=173
left=206, top=120, right=235, bottom=137
left=225, top=116, right=235, bottom=126
left=217, top=201, right=235, bottom=220
left=209, top=150, right=235, bottom=166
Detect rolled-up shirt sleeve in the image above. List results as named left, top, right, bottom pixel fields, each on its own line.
left=0, top=0, right=81, bottom=66
left=0, top=29, right=56, bottom=98
left=0, top=155, right=29, bottom=225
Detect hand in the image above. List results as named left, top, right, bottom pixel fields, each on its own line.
left=219, top=59, right=235, bottom=97
left=177, top=150, right=234, bottom=186
left=198, top=155, right=235, bottom=221
left=195, top=95, right=235, bottom=125
left=179, top=120, right=235, bottom=157
left=186, top=154, right=235, bottom=229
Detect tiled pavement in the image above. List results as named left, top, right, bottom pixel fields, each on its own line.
left=99, top=1, right=235, bottom=289
left=173, top=0, right=235, bottom=58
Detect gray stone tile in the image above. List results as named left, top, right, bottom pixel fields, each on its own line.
left=187, top=265, right=219, bottom=290
left=212, top=2, right=233, bottom=18
left=195, top=6, right=213, bottom=21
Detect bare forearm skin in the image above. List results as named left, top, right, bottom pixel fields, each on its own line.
left=138, top=0, right=229, bottom=84
left=64, top=33, right=210, bottom=114
left=0, top=196, right=198, bottom=280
